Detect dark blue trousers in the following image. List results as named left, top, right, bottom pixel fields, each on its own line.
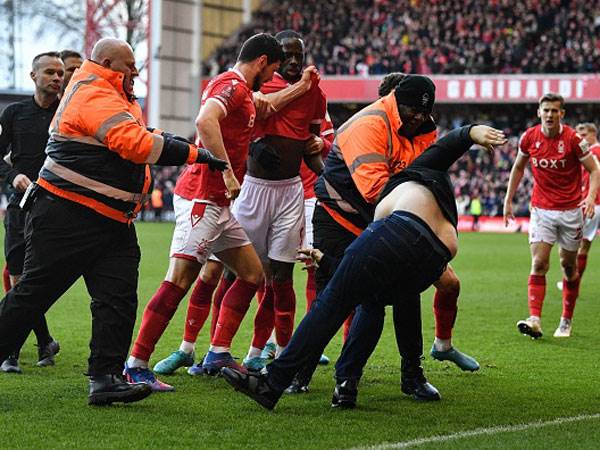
left=267, top=210, right=450, bottom=392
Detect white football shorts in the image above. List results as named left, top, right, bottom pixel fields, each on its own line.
left=232, top=175, right=305, bottom=264
left=302, top=197, right=317, bottom=248
left=582, top=205, right=600, bottom=242
left=528, top=206, right=583, bottom=252
left=169, top=195, right=251, bottom=264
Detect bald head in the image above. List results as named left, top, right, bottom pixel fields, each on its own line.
left=90, top=38, right=138, bottom=97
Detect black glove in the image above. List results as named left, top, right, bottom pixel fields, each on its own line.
left=197, top=147, right=228, bottom=171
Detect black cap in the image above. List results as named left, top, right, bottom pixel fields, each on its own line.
left=393, top=75, right=436, bottom=113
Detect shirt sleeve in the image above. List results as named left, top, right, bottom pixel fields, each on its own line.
left=573, top=132, right=590, bottom=160
left=311, top=89, right=327, bottom=125
left=518, top=131, right=530, bottom=156
left=0, top=105, right=20, bottom=183
left=204, top=79, right=245, bottom=117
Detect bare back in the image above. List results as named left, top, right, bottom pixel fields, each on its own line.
left=375, top=181, right=458, bottom=257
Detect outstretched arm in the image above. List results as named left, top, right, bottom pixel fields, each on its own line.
left=411, top=125, right=506, bottom=172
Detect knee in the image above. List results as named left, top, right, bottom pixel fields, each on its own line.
left=237, top=265, right=264, bottom=286
left=437, top=275, right=460, bottom=298
left=200, top=261, right=223, bottom=285
left=531, top=258, right=549, bottom=274
left=270, top=261, right=294, bottom=283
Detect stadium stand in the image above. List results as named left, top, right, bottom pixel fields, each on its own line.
left=203, top=0, right=600, bottom=77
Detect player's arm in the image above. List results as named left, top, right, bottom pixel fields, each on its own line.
left=503, top=150, right=529, bottom=226
left=253, top=66, right=318, bottom=119
left=302, top=122, right=325, bottom=175
left=580, top=154, right=600, bottom=219
left=0, top=105, right=29, bottom=191
left=195, top=100, right=240, bottom=199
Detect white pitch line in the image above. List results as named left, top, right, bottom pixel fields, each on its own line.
left=347, top=413, right=600, bottom=450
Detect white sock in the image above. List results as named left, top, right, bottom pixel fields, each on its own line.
left=247, top=346, right=262, bottom=359
left=275, top=344, right=286, bottom=358
left=209, top=345, right=230, bottom=354
left=179, top=341, right=195, bottom=354
left=433, top=338, right=451, bottom=352
left=127, top=356, right=148, bottom=369
left=266, top=331, right=277, bottom=345
left=530, top=315, right=541, bottom=322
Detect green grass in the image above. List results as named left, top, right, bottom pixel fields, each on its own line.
left=1, top=224, right=600, bottom=449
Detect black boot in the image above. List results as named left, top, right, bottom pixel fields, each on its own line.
left=221, top=367, right=282, bottom=410
left=331, top=378, right=359, bottom=409
left=88, top=374, right=152, bottom=406
left=401, top=359, right=441, bottom=402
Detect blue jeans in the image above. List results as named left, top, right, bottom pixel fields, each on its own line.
left=267, top=210, right=450, bottom=392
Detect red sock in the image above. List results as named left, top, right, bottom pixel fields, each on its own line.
left=576, top=254, right=588, bottom=278
left=251, top=283, right=275, bottom=349
left=210, top=275, right=234, bottom=340
left=3, top=265, right=11, bottom=293
left=183, top=280, right=217, bottom=343
left=131, top=281, right=186, bottom=361
left=433, top=282, right=460, bottom=340
left=562, top=276, right=580, bottom=319
left=343, top=310, right=355, bottom=343
left=272, top=280, right=296, bottom=347
left=305, top=267, right=316, bottom=312
left=527, top=274, right=546, bottom=317
left=211, top=279, right=258, bottom=348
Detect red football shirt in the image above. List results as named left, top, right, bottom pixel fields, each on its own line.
left=581, top=142, right=600, bottom=205
left=519, top=124, right=591, bottom=210
left=253, top=72, right=326, bottom=141
left=175, top=69, right=255, bottom=205
left=300, top=112, right=334, bottom=199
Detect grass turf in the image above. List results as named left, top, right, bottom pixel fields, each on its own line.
left=1, top=223, right=600, bottom=449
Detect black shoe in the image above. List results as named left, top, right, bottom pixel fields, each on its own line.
left=284, top=376, right=309, bottom=394
left=401, top=359, right=441, bottom=402
left=331, top=379, right=358, bottom=409
left=221, top=367, right=281, bottom=410
left=1, top=356, right=22, bottom=374
left=37, top=340, right=60, bottom=367
left=88, top=374, right=153, bottom=406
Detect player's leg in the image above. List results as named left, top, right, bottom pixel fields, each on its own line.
left=154, top=259, right=225, bottom=375
left=2, top=206, right=57, bottom=371
left=429, top=266, right=479, bottom=371
left=554, top=207, right=584, bottom=337
left=244, top=278, right=275, bottom=370
left=517, top=207, right=554, bottom=339
left=126, top=198, right=221, bottom=388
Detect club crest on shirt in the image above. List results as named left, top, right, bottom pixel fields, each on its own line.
left=558, top=141, right=565, bottom=153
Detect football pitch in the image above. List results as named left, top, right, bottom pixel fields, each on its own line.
left=2, top=222, right=600, bottom=449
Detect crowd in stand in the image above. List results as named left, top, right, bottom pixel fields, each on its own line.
left=204, top=0, right=600, bottom=77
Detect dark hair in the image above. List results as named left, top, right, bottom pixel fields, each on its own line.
left=32, top=51, right=61, bottom=70
left=275, top=30, right=303, bottom=43
left=59, top=49, right=83, bottom=61
left=238, top=33, right=284, bottom=65
left=378, top=72, right=406, bottom=97
left=539, top=92, right=565, bottom=109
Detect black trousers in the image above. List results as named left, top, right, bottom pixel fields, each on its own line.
left=267, top=211, right=450, bottom=392
left=3, top=204, right=53, bottom=357
left=293, top=205, right=425, bottom=384
left=0, top=189, right=140, bottom=375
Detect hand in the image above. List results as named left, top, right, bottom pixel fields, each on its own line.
left=503, top=201, right=514, bottom=227
left=304, top=136, right=324, bottom=156
left=196, top=147, right=228, bottom=172
left=253, top=92, right=277, bottom=117
left=296, top=247, right=323, bottom=269
left=583, top=196, right=596, bottom=219
left=469, top=125, right=507, bottom=151
left=300, top=65, right=319, bottom=90
left=223, top=170, right=241, bottom=200
left=12, top=174, right=32, bottom=192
